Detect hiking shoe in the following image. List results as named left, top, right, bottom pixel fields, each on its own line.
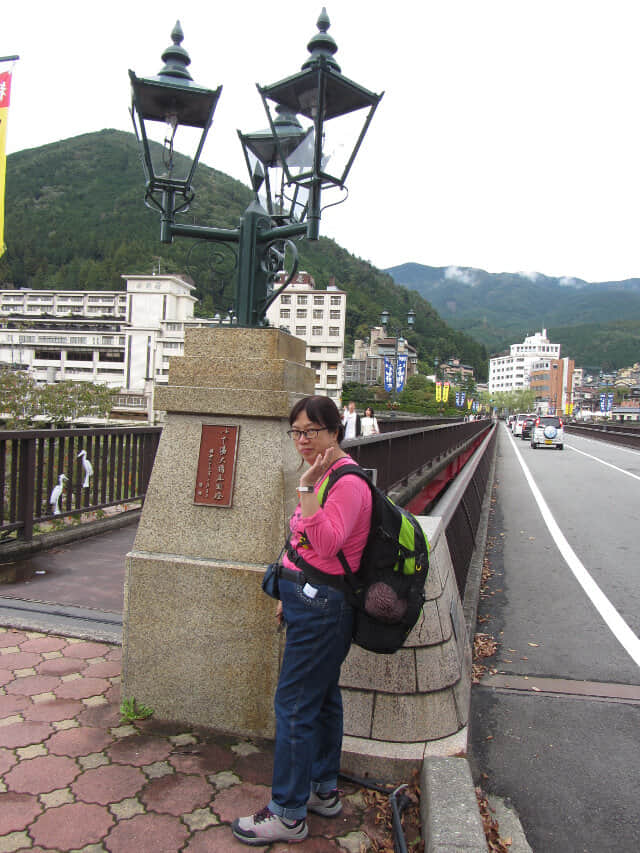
left=231, top=806, right=308, bottom=846
left=307, top=789, right=343, bottom=817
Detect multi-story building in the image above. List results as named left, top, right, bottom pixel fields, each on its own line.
left=529, top=356, right=574, bottom=414
left=344, top=326, right=418, bottom=386
left=0, top=274, right=216, bottom=391
left=265, top=271, right=346, bottom=402
left=440, top=357, right=475, bottom=383
left=488, top=329, right=561, bottom=394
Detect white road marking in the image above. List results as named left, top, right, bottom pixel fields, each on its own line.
left=565, top=443, right=640, bottom=480
left=505, top=427, right=640, bottom=669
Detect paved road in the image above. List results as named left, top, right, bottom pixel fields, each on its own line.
left=470, top=426, right=640, bottom=852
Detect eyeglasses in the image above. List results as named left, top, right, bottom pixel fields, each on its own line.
left=286, top=427, right=329, bottom=441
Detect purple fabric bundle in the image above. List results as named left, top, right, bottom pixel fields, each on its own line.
left=364, top=582, right=407, bottom=624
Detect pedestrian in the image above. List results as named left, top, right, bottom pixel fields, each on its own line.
left=232, top=395, right=373, bottom=846
left=360, top=406, right=380, bottom=436
left=342, top=399, right=361, bottom=438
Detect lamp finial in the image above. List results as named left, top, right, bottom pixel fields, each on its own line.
left=158, top=21, right=193, bottom=81
left=302, top=8, right=340, bottom=73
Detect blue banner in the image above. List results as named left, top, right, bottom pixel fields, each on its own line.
left=460, top=391, right=466, bottom=408
left=384, top=357, right=394, bottom=392
left=396, top=355, right=408, bottom=392
left=455, top=391, right=461, bottom=407
left=607, top=392, right=614, bottom=411
left=599, top=393, right=606, bottom=412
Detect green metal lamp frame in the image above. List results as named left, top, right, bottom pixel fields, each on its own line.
left=129, top=11, right=382, bottom=328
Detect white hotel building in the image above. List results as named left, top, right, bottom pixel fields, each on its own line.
left=1, top=271, right=347, bottom=403
left=488, top=329, right=561, bottom=394
left=0, top=275, right=202, bottom=390
left=265, top=271, right=347, bottom=403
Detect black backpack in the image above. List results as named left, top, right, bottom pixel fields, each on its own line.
left=289, top=465, right=430, bottom=654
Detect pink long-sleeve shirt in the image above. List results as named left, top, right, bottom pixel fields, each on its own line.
left=283, top=457, right=372, bottom=577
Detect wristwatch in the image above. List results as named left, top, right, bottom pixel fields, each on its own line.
left=297, top=485, right=314, bottom=493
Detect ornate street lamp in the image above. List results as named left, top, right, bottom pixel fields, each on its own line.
left=129, top=21, right=222, bottom=240
left=129, top=10, right=382, bottom=327
left=257, top=8, right=383, bottom=239
left=380, top=309, right=416, bottom=414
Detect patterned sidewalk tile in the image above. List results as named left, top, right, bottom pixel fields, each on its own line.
left=0, top=629, right=390, bottom=851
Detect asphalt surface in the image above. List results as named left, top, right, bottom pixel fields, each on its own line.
left=469, top=426, right=640, bottom=852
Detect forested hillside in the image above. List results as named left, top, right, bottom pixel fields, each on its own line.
left=386, top=262, right=640, bottom=369
left=0, top=131, right=487, bottom=380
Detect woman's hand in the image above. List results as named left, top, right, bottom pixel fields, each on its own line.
left=300, top=446, right=342, bottom=487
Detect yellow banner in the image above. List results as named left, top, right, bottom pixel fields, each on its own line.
left=443, top=381, right=450, bottom=403
left=435, top=381, right=442, bottom=402
left=0, top=70, right=12, bottom=258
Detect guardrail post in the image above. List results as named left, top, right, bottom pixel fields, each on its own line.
left=17, top=436, right=36, bottom=542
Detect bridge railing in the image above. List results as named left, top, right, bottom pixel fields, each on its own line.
left=0, top=426, right=161, bottom=542
left=343, top=419, right=492, bottom=494
left=1, top=418, right=492, bottom=548
left=565, top=422, right=640, bottom=449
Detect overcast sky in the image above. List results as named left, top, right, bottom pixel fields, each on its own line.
left=4, top=0, right=640, bottom=283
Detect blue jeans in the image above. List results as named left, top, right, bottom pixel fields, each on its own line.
left=268, top=578, right=353, bottom=821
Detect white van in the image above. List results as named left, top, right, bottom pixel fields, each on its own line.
left=513, top=413, right=531, bottom=437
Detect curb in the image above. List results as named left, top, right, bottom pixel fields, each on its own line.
left=422, top=757, right=487, bottom=852
left=0, top=508, right=141, bottom=565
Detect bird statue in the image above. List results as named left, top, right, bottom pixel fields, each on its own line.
left=77, top=450, right=94, bottom=488
left=49, top=474, right=68, bottom=516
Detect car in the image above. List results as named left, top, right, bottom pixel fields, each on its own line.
left=520, top=415, right=536, bottom=440
left=513, top=413, right=531, bottom=437
left=530, top=415, right=564, bottom=449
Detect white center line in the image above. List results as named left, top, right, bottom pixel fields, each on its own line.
left=505, top=427, right=640, bottom=669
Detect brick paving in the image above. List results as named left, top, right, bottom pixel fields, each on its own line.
left=0, top=626, right=390, bottom=852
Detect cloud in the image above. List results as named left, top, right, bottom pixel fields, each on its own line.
left=444, top=266, right=477, bottom=285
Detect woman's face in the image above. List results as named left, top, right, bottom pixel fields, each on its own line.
left=290, top=410, right=339, bottom=464
left=365, top=408, right=373, bottom=417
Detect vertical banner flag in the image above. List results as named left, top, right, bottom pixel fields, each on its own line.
left=0, top=66, right=13, bottom=257
left=435, top=381, right=442, bottom=402
left=384, top=357, right=394, bottom=392
left=460, top=391, right=466, bottom=408
left=607, top=393, right=614, bottom=412
left=396, top=355, right=408, bottom=392
left=455, top=391, right=460, bottom=407
left=442, top=381, right=450, bottom=403
left=599, top=393, right=606, bottom=412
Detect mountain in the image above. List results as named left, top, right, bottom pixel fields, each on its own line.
left=385, top=262, right=640, bottom=369
left=0, top=131, right=488, bottom=380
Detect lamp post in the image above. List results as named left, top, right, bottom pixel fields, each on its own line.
left=380, top=308, right=416, bottom=414
left=129, top=12, right=383, bottom=328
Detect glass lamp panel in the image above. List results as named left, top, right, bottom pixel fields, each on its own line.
left=317, top=105, right=372, bottom=187
left=139, top=118, right=207, bottom=186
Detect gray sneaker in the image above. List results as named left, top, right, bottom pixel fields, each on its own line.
left=232, top=806, right=308, bottom=845
left=307, top=789, right=343, bottom=817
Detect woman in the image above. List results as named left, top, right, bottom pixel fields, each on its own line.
left=360, top=406, right=380, bottom=437
left=232, top=395, right=372, bottom=846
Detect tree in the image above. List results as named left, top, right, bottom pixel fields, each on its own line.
left=38, top=381, right=113, bottom=425
left=0, top=370, right=38, bottom=427
left=0, top=374, right=113, bottom=427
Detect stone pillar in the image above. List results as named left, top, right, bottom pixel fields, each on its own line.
left=339, top=515, right=472, bottom=781
left=122, top=327, right=314, bottom=738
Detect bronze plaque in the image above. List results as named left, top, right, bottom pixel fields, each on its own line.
left=194, top=425, right=240, bottom=507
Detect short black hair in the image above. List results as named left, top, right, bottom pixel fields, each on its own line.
left=289, top=395, right=345, bottom=443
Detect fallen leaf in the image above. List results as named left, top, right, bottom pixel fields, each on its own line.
left=528, top=643, right=539, bottom=647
